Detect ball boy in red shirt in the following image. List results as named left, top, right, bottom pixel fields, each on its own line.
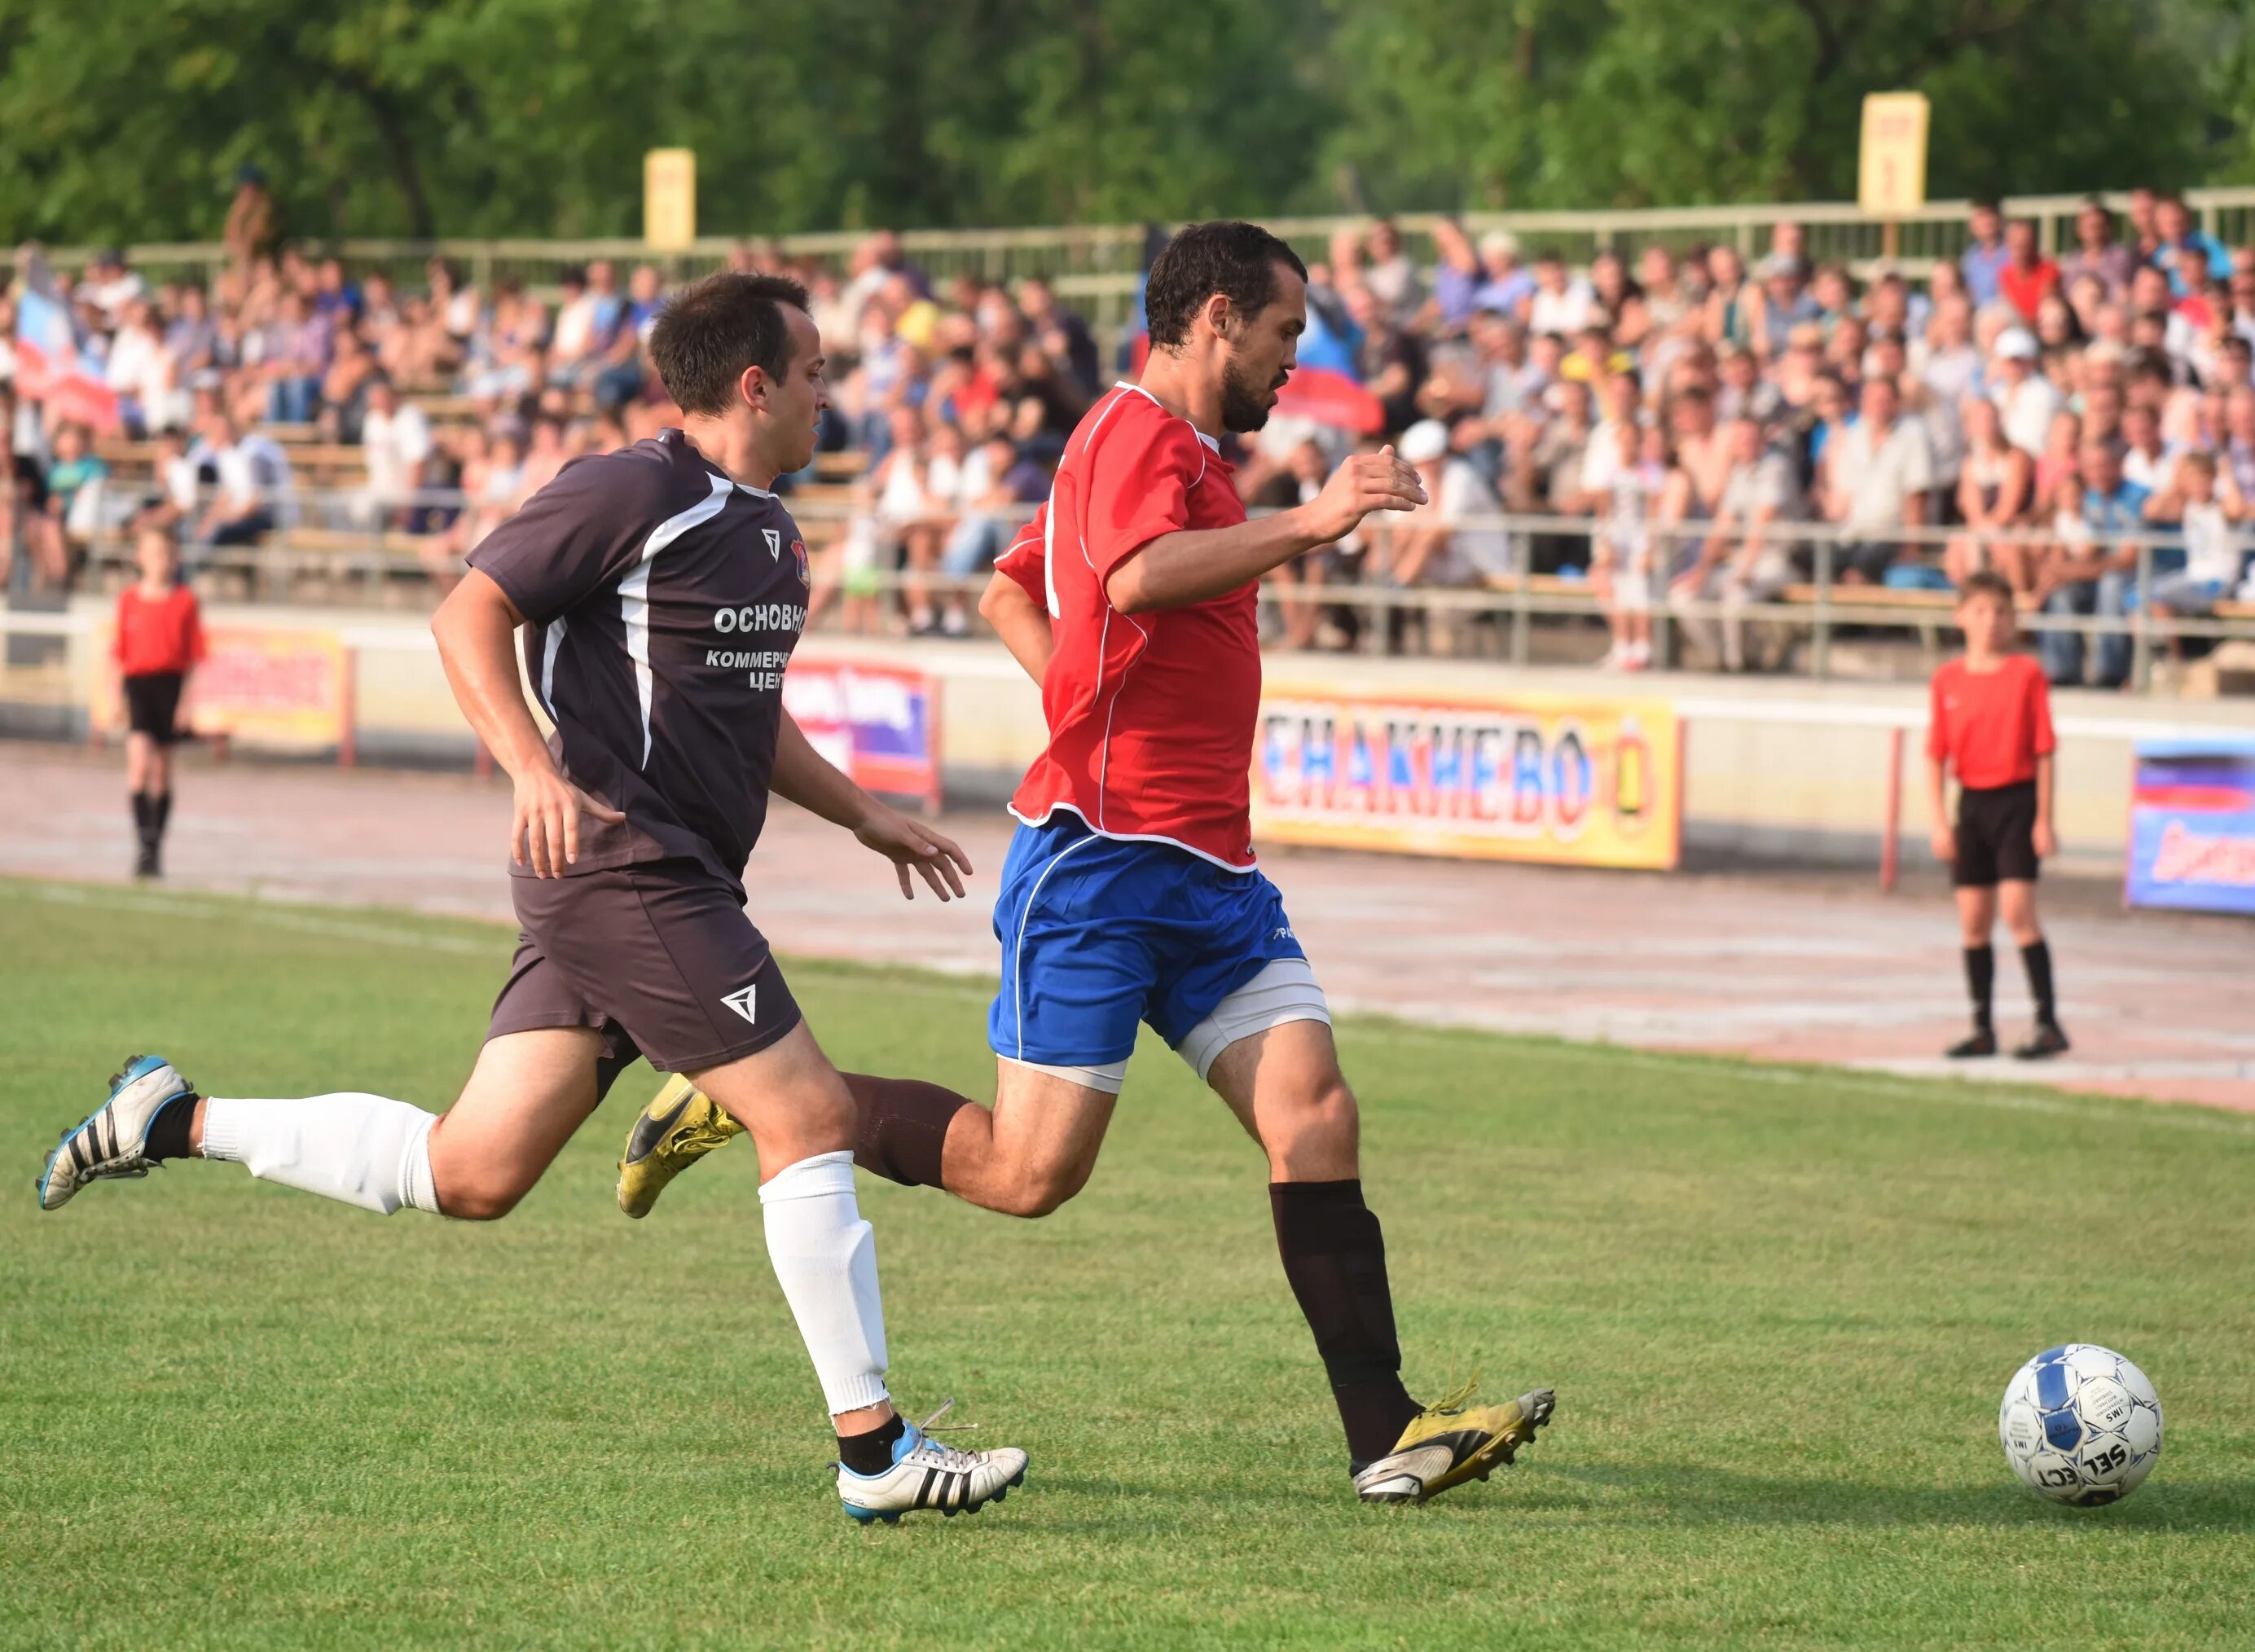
left=112, top=524, right=205, bottom=877
left=1926, top=570, right=2068, bottom=1059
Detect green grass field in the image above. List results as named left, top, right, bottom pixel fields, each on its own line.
left=3, top=876, right=2253, bottom=1650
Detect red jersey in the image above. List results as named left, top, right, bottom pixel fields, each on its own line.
left=112, top=584, right=207, bottom=678
left=1928, top=653, right=2054, bottom=789
left=1998, top=259, right=2060, bottom=323
left=996, top=382, right=1262, bottom=868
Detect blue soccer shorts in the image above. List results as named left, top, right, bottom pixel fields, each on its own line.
left=987, top=811, right=1330, bottom=1092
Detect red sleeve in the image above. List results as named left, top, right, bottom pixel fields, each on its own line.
left=993, top=502, right=1048, bottom=605
left=182, top=593, right=207, bottom=667
left=111, top=591, right=130, bottom=664
left=1084, top=411, right=1204, bottom=586
left=1925, top=667, right=1950, bottom=763
left=2027, top=661, right=2055, bottom=756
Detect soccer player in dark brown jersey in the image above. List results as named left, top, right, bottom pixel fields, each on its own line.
left=37, top=275, right=1031, bottom=1524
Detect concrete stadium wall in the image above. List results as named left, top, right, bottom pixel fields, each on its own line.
left=25, top=598, right=2251, bottom=881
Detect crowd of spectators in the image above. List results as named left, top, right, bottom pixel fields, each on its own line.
left=1248, top=191, right=2255, bottom=683
left=7, top=182, right=2255, bottom=687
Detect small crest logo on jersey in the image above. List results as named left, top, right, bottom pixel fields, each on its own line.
left=763, top=529, right=782, bottom=560
left=790, top=539, right=810, bottom=586
left=720, top=984, right=758, bottom=1025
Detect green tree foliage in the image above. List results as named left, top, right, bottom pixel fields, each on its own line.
left=1325, top=0, right=2228, bottom=209
left=0, top=0, right=2246, bottom=244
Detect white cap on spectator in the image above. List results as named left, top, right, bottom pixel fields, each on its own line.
left=1994, top=327, right=2040, bottom=362
left=1397, top=419, right=1452, bottom=464
left=1478, top=230, right=1519, bottom=261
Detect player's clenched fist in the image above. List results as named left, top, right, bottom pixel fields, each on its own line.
left=512, top=763, right=626, bottom=877
left=1302, top=445, right=1428, bottom=543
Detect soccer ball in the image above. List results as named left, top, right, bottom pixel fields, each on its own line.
left=1998, top=1343, right=2162, bottom=1506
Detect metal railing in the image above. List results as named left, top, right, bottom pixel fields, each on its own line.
left=842, top=511, right=2250, bottom=691
left=37, top=187, right=2255, bottom=341
left=28, top=478, right=2249, bottom=692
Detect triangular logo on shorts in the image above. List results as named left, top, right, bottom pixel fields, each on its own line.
left=720, top=985, right=758, bottom=1024
left=763, top=529, right=781, bottom=560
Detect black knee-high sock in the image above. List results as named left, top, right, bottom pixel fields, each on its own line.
left=130, top=791, right=154, bottom=849
left=1269, top=1180, right=1422, bottom=1467
left=2020, top=940, right=2056, bottom=1026
left=1963, top=945, right=1995, bottom=1031
left=152, top=790, right=172, bottom=845
left=842, top=1073, right=973, bottom=1187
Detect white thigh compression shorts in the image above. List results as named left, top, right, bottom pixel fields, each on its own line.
left=1001, top=958, right=1333, bottom=1095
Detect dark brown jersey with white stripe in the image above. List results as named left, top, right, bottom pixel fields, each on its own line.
left=468, top=428, right=809, bottom=890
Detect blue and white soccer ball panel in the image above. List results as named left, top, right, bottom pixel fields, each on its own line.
left=1998, top=1343, right=2162, bottom=1506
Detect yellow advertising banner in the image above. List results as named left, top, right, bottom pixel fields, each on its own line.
left=1252, top=685, right=1683, bottom=871
left=1858, top=92, right=1930, bottom=217
left=96, top=625, right=349, bottom=749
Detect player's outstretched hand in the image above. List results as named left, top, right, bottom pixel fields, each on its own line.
left=856, top=806, right=973, bottom=901
left=1303, top=445, right=1428, bottom=543
left=512, top=764, right=626, bottom=877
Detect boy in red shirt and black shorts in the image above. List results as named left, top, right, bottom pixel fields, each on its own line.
left=112, top=523, right=206, bottom=877
left=1926, top=569, right=2068, bottom=1059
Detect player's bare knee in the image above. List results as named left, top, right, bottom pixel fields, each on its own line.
left=425, top=1132, right=531, bottom=1221
left=1303, top=1074, right=1360, bottom=1133
left=1266, top=1077, right=1360, bottom=1161
left=991, top=1151, right=1092, bottom=1219
left=445, top=1188, right=518, bottom=1221
left=433, top=1170, right=524, bottom=1222
left=781, top=1078, right=858, bottom=1159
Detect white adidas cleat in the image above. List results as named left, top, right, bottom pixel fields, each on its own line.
left=37, top=1054, right=197, bottom=1212
left=836, top=1401, right=1029, bottom=1523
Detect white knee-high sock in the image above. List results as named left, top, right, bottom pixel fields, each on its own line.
left=758, top=1150, right=891, bottom=1416
left=200, top=1094, right=442, bottom=1215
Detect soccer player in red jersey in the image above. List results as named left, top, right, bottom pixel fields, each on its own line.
left=1927, top=570, right=2068, bottom=1059
left=112, top=523, right=206, bottom=878
left=628, top=224, right=1558, bottom=1505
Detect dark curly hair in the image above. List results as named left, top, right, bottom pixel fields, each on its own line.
left=1143, top=221, right=1307, bottom=352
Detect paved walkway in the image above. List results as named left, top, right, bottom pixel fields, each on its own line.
left=3, top=740, right=2249, bottom=1110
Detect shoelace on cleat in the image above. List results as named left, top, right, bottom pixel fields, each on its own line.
left=670, top=1119, right=736, bottom=1153
left=901, top=1399, right=987, bottom=1474
left=1426, top=1370, right=1483, bottom=1417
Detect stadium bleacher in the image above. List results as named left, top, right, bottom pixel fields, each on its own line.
left=9, top=197, right=2255, bottom=688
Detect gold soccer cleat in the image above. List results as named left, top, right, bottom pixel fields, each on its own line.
left=1352, top=1379, right=1556, bottom=1504
left=617, top=1074, right=744, bottom=1219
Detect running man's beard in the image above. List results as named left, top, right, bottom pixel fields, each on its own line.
left=1220, top=360, right=1276, bottom=433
